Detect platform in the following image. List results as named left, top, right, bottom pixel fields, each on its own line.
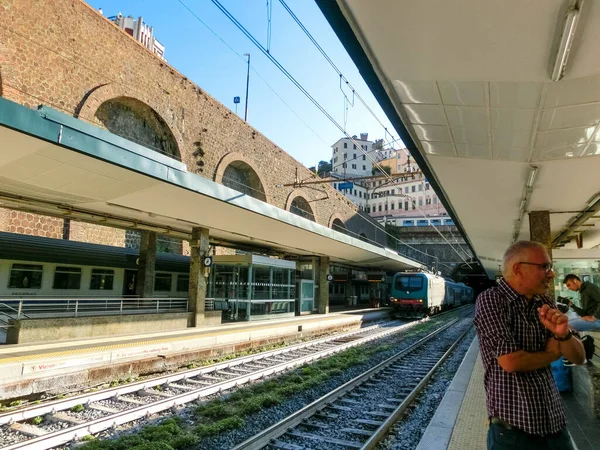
left=418, top=337, right=600, bottom=450
left=0, top=307, right=391, bottom=401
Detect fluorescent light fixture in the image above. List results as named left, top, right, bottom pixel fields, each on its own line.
left=551, top=3, right=582, bottom=82
left=587, top=193, right=600, bottom=209
left=526, top=166, right=538, bottom=189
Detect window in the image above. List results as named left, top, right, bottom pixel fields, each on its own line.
left=395, top=275, right=423, bottom=292
left=177, top=274, right=189, bottom=292
left=431, top=219, right=442, bottom=225
left=411, top=185, right=416, bottom=193
left=53, top=266, right=82, bottom=289
left=359, top=191, right=362, bottom=198
left=353, top=144, right=356, bottom=149
left=8, top=263, right=43, bottom=289
left=434, top=197, right=438, bottom=204
left=154, top=273, right=172, bottom=292
left=418, top=184, right=423, bottom=191
left=444, top=219, right=455, bottom=226
left=353, top=189, right=357, bottom=196
left=425, top=183, right=430, bottom=190
left=343, top=162, right=347, bottom=168
left=344, top=153, right=347, bottom=159
left=362, top=155, right=366, bottom=160
left=417, top=219, right=429, bottom=226
left=391, top=203, right=395, bottom=210
left=367, top=207, right=371, bottom=213
left=403, top=220, right=414, bottom=226
left=419, top=198, right=423, bottom=206
left=404, top=202, right=409, bottom=210
left=334, top=157, right=338, bottom=163
left=344, top=142, right=348, bottom=148
left=362, top=165, right=366, bottom=170
left=333, top=183, right=337, bottom=189
left=405, top=187, right=409, bottom=193
left=384, top=204, right=388, bottom=211
left=412, top=202, right=416, bottom=210
left=352, top=164, right=357, bottom=169
left=90, top=269, right=114, bottom=290
left=426, top=198, right=432, bottom=205
left=378, top=204, right=382, bottom=212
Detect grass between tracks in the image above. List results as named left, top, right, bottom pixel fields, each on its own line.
left=81, top=342, right=388, bottom=449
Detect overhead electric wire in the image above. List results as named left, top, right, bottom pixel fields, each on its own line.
left=180, top=0, right=470, bottom=268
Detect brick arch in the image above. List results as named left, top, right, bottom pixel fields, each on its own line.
left=75, top=83, right=186, bottom=161
left=328, top=213, right=346, bottom=230
left=285, top=189, right=316, bottom=223
left=214, top=152, right=272, bottom=204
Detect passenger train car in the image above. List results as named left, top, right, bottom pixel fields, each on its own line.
left=389, top=271, right=474, bottom=318
left=0, top=232, right=190, bottom=298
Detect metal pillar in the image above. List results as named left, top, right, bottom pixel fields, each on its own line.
left=189, top=226, right=210, bottom=327
left=317, top=257, right=330, bottom=314
left=529, top=210, right=554, bottom=297
left=136, top=231, right=156, bottom=299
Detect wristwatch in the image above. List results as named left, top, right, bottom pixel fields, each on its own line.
left=553, top=329, right=573, bottom=342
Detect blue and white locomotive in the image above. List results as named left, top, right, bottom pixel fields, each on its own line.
left=389, top=271, right=473, bottom=318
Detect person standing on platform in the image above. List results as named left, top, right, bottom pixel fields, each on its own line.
left=562, top=274, right=600, bottom=332
left=474, top=241, right=585, bottom=450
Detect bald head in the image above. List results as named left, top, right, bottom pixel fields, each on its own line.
left=502, top=241, right=547, bottom=279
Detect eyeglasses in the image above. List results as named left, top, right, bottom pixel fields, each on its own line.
left=518, top=262, right=554, bottom=274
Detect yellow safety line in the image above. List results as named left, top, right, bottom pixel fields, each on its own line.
left=0, top=313, right=360, bottom=364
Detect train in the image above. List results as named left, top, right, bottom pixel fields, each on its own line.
left=0, top=232, right=190, bottom=298
left=389, top=271, right=474, bottom=318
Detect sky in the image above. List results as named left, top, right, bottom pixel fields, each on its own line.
left=89, top=0, right=402, bottom=168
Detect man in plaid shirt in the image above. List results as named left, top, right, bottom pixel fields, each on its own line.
left=474, top=241, right=585, bottom=450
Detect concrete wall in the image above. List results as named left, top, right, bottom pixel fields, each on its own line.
left=6, top=312, right=221, bottom=344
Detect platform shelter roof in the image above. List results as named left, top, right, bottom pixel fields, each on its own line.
left=0, top=98, right=423, bottom=274
left=318, top=0, right=600, bottom=278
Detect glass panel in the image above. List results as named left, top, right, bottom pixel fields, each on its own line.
left=394, top=275, right=423, bottom=292
left=252, top=266, right=271, bottom=300
left=8, top=264, right=43, bottom=289
left=176, top=274, right=189, bottom=292
left=53, top=266, right=82, bottom=290
left=90, top=269, right=114, bottom=290
left=154, top=273, right=172, bottom=292
left=272, top=267, right=291, bottom=299
left=301, top=280, right=314, bottom=312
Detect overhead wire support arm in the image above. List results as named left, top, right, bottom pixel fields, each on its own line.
left=276, top=170, right=424, bottom=188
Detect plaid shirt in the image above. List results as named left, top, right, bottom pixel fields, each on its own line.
left=474, top=278, right=566, bottom=435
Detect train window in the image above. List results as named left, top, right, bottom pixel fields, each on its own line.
left=8, top=263, right=43, bottom=289
left=53, top=266, right=82, bottom=289
left=176, top=274, right=189, bottom=292
left=90, top=269, right=114, bottom=290
left=395, top=275, right=423, bottom=292
left=154, top=273, right=172, bottom=292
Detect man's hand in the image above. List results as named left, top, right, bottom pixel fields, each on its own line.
left=538, top=304, right=570, bottom=338
left=582, top=315, right=596, bottom=322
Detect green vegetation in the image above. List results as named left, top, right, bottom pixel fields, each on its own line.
left=71, top=404, right=85, bottom=413
left=31, top=416, right=44, bottom=425
left=82, top=337, right=390, bottom=448
left=81, top=435, right=96, bottom=442
left=8, top=400, right=22, bottom=407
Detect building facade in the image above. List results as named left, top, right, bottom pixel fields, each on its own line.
left=109, top=13, right=166, bottom=60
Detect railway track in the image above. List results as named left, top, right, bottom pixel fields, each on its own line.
left=0, top=319, right=428, bottom=449
left=232, top=315, right=473, bottom=450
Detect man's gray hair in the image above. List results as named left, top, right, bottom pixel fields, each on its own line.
left=502, top=241, right=547, bottom=278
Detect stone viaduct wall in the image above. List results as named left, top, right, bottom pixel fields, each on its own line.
left=0, top=0, right=387, bottom=253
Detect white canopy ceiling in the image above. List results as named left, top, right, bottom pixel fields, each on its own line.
left=323, top=0, right=600, bottom=276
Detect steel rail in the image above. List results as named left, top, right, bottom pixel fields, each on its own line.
left=0, top=320, right=423, bottom=449
left=231, top=316, right=465, bottom=450
left=360, top=322, right=474, bottom=449
left=0, top=321, right=406, bottom=426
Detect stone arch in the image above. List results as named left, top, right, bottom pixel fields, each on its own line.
left=214, top=152, right=271, bottom=203
left=76, top=84, right=185, bottom=161
left=285, top=190, right=316, bottom=222
left=95, top=97, right=180, bottom=160
left=328, top=213, right=347, bottom=234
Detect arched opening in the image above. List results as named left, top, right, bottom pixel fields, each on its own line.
left=95, top=97, right=180, bottom=160
left=222, top=161, right=267, bottom=202
left=290, top=196, right=315, bottom=222
left=332, top=218, right=347, bottom=234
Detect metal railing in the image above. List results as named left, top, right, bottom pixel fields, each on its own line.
left=0, top=297, right=188, bottom=320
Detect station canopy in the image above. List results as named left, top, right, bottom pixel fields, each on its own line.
left=0, top=98, right=422, bottom=273
left=318, top=0, right=600, bottom=277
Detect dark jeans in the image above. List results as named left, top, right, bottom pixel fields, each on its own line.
left=487, top=422, right=574, bottom=450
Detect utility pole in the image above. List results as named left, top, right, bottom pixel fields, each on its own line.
left=243, top=53, right=250, bottom=122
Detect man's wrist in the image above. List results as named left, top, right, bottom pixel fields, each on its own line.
left=553, top=329, right=573, bottom=341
